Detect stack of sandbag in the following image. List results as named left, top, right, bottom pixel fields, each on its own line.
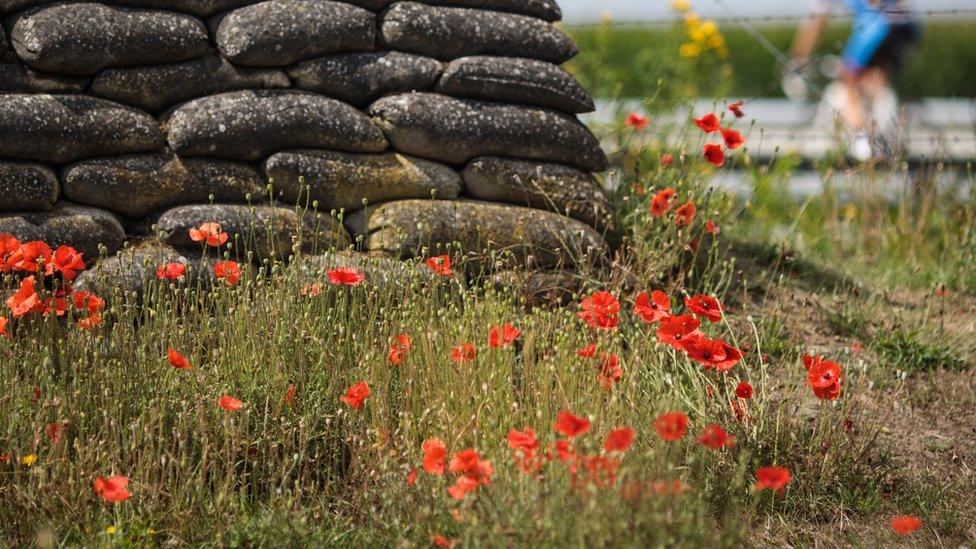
left=0, top=0, right=611, bottom=283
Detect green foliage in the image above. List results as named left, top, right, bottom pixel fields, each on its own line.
left=567, top=20, right=976, bottom=99
left=873, top=327, right=966, bottom=374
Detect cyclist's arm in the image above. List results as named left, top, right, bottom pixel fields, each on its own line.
left=791, top=8, right=831, bottom=62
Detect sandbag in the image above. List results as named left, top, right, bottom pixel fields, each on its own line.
left=412, top=0, right=561, bottom=21
left=156, top=204, right=352, bottom=260
left=0, top=94, right=164, bottom=164
left=0, top=161, right=59, bottom=212
left=167, top=90, right=388, bottom=161
left=63, top=155, right=266, bottom=218
left=74, top=241, right=190, bottom=300
left=264, top=150, right=460, bottom=212
left=288, top=52, right=441, bottom=107
left=368, top=93, right=607, bottom=171
left=9, top=3, right=209, bottom=75
left=0, top=61, right=88, bottom=93
left=106, top=1, right=258, bottom=16
left=0, top=203, right=126, bottom=260
left=379, top=2, right=576, bottom=63
left=462, top=157, right=612, bottom=231
left=436, top=56, right=594, bottom=113
left=91, top=55, right=290, bottom=112
left=346, top=199, right=609, bottom=270
left=216, top=0, right=375, bottom=67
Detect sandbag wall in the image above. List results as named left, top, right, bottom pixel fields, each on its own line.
left=0, top=0, right=612, bottom=281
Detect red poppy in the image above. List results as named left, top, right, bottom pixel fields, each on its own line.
left=44, top=288, right=70, bottom=317
left=890, top=515, right=922, bottom=535
left=488, top=323, right=520, bottom=348
left=218, top=395, right=243, bottom=411
left=703, top=143, right=725, bottom=167
left=72, top=291, right=105, bottom=315
left=340, top=381, right=370, bottom=409
left=685, top=294, right=723, bottom=322
left=576, top=454, right=621, bottom=489
left=682, top=333, right=727, bottom=366
left=46, top=421, right=63, bottom=443
left=634, top=290, right=671, bottom=323
left=705, top=219, right=720, bottom=235
left=554, top=410, right=590, bottom=438
left=578, top=291, right=620, bottom=330
left=422, top=437, right=447, bottom=474
left=650, top=187, right=677, bottom=217
left=507, top=428, right=541, bottom=472
left=93, top=475, right=131, bottom=503
left=6, top=276, right=43, bottom=318
left=597, top=352, right=622, bottom=389
left=656, top=314, right=702, bottom=349
left=77, top=313, right=103, bottom=330
left=0, top=316, right=8, bottom=339
left=47, top=245, right=85, bottom=280
left=735, top=381, right=753, bottom=399
left=728, top=101, right=746, bottom=118
left=188, top=222, right=228, bottom=247
left=450, top=343, right=477, bottom=364
left=425, top=255, right=453, bottom=276
left=283, top=383, right=296, bottom=405
left=721, top=128, right=746, bottom=150
left=651, top=479, right=691, bottom=496
left=653, top=412, right=689, bottom=441
left=447, top=475, right=480, bottom=500
left=431, top=534, right=455, bottom=548
left=551, top=439, right=576, bottom=462
left=448, top=449, right=493, bottom=484
left=661, top=153, right=674, bottom=166
left=7, top=240, right=52, bottom=272
left=213, top=261, right=241, bottom=286
left=625, top=112, right=649, bottom=130
left=694, top=113, right=720, bottom=133
left=167, top=348, right=192, bottom=369
left=851, top=340, right=863, bottom=354
left=604, top=427, right=636, bottom=452
left=576, top=343, right=597, bottom=358
left=327, top=267, right=365, bottom=286
left=387, top=333, right=412, bottom=365
left=156, top=262, right=186, bottom=280
left=0, top=233, right=21, bottom=272
left=712, top=341, right=743, bottom=371
left=406, top=468, right=418, bottom=486
left=675, top=201, right=697, bottom=226
left=698, top=424, right=735, bottom=449
left=935, top=285, right=950, bottom=298
left=805, top=354, right=843, bottom=400
left=754, top=466, right=791, bottom=494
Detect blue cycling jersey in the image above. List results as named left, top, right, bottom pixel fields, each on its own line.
left=817, top=0, right=916, bottom=71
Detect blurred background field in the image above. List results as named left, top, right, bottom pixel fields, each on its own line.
left=565, top=19, right=976, bottom=101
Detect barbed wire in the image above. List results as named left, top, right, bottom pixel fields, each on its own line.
left=563, top=8, right=976, bottom=28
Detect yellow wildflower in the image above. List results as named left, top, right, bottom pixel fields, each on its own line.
left=106, top=526, right=118, bottom=535
left=21, top=454, right=37, bottom=467
left=670, top=0, right=691, bottom=11
left=679, top=43, right=702, bottom=58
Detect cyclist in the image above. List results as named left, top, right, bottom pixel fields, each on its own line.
left=788, top=0, right=920, bottom=160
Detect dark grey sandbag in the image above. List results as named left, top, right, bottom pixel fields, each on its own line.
left=346, top=199, right=609, bottom=270
left=216, top=0, right=375, bottom=67
left=0, top=161, right=59, bottom=212
left=379, top=2, right=576, bottom=63
left=167, top=90, right=388, bottom=161
left=0, top=203, right=126, bottom=260
left=490, top=269, right=582, bottom=306
left=156, top=203, right=352, bottom=260
left=0, top=94, right=164, bottom=164
left=412, top=0, right=561, bottom=21
left=9, top=3, right=209, bottom=75
left=436, top=56, right=594, bottom=113
left=104, top=1, right=258, bottom=16
left=462, top=157, right=612, bottom=232
left=0, top=62, right=89, bottom=93
left=92, top=55, right=290, bottom=112
left=368, top=93, right=607, bottom=171
left=62, top=155, right=266, bottom=219
left=264, top=150, right=460, bottom=212
left=288, top=52, right=441, bottom=107
left=301, top=251, right=439, bottom=290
